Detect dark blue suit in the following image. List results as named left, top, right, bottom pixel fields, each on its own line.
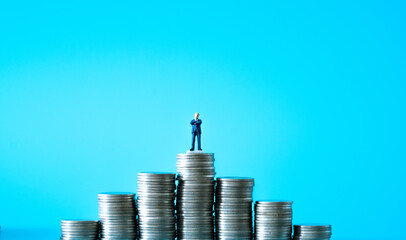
left=190, top=119, right=202, bottom=150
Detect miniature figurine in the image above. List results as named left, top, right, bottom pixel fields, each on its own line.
left=190, top=113, right=202, bottom=151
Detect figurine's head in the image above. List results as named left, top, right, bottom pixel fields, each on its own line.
left=195, top=113, right=199, bottom=119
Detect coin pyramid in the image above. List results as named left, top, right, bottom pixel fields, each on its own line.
left=61, top=150, right=332, bottom=240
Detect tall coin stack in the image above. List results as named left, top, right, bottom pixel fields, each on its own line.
left=215, top=177, right=255, bottom=240
left=137, top=172, right=176, bottom=240
left=98, top=192, right=137, bottom=240
left=254, top=200, right=293, bottom=240
left=60, top=220, right=100, bottom=240
left=176, top=152, right=216, bottom=240
left=293, top=224, right=332, bottom=240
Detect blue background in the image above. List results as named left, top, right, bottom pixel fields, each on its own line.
left=1, top=1, right=405, bottom=239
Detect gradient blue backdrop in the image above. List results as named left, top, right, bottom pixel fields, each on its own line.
left=1, top=1, right=405, bottom=239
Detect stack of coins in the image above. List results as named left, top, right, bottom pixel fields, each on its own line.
left=176, top=151, right=216, bottom=240
left=60, top=220, right=100, bottom=240
left=293, top=224, right=332, bottom=240
left=98, top=192, right=137, bottom=240
left=137, top=172, right=176, bottom=239
left=254, top=200, right=293, bottom=240
left=215, top=177, right=254, bottom=240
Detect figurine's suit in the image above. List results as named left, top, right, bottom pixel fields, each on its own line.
left=190, top=119, right=202, bottom=150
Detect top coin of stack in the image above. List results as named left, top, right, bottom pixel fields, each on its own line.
left=177, top=151, right=215, bottom=180
left=293, top=224, right=332, bottom=240
left=60, top=220, right=100, bottom=240
left=98, top=192, right=137, bottom=240
left=176, top=152, right=216, bottom=240
left=137, top=172, right=176, bottom=240
left=254, top=200, right=293, bottom=240
left=215, top=177, right=255, bottom=240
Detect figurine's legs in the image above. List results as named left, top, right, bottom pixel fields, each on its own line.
left=190, top=132, right=196, bottom=150
left=197, top=133, right=202, bottom=150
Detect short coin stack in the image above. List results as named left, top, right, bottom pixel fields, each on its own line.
left=98, top=192, right=137, bottom=240
left=60, top=220, right=100, bottom=240
left=137, top=172, right=176, bottom=240
left=215, top=177, right=254, bottom=240
left=176, top=151, right=216, bottom=240
left=254, top=200, right=293, bottom=240
left=293, top=224, right=332, bottom=240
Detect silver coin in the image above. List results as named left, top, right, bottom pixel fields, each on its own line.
left=60, top=220, right=100, bottom=239
left=176, top=152, right=215, bottom=240
left=97, top=192, right=137, bottom=239
left=292, top=224, right=332, bottom=240
left=137, top=172, right=176, bottom=240
left=215, top=176, right=254, bottom=240
left=254, top=201, right=293, bottom=240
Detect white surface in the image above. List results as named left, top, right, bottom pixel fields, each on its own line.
left=186, top=150, right=204, bottom=154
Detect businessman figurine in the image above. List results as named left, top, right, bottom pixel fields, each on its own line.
left=190, top=113, right=202, bottom=151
